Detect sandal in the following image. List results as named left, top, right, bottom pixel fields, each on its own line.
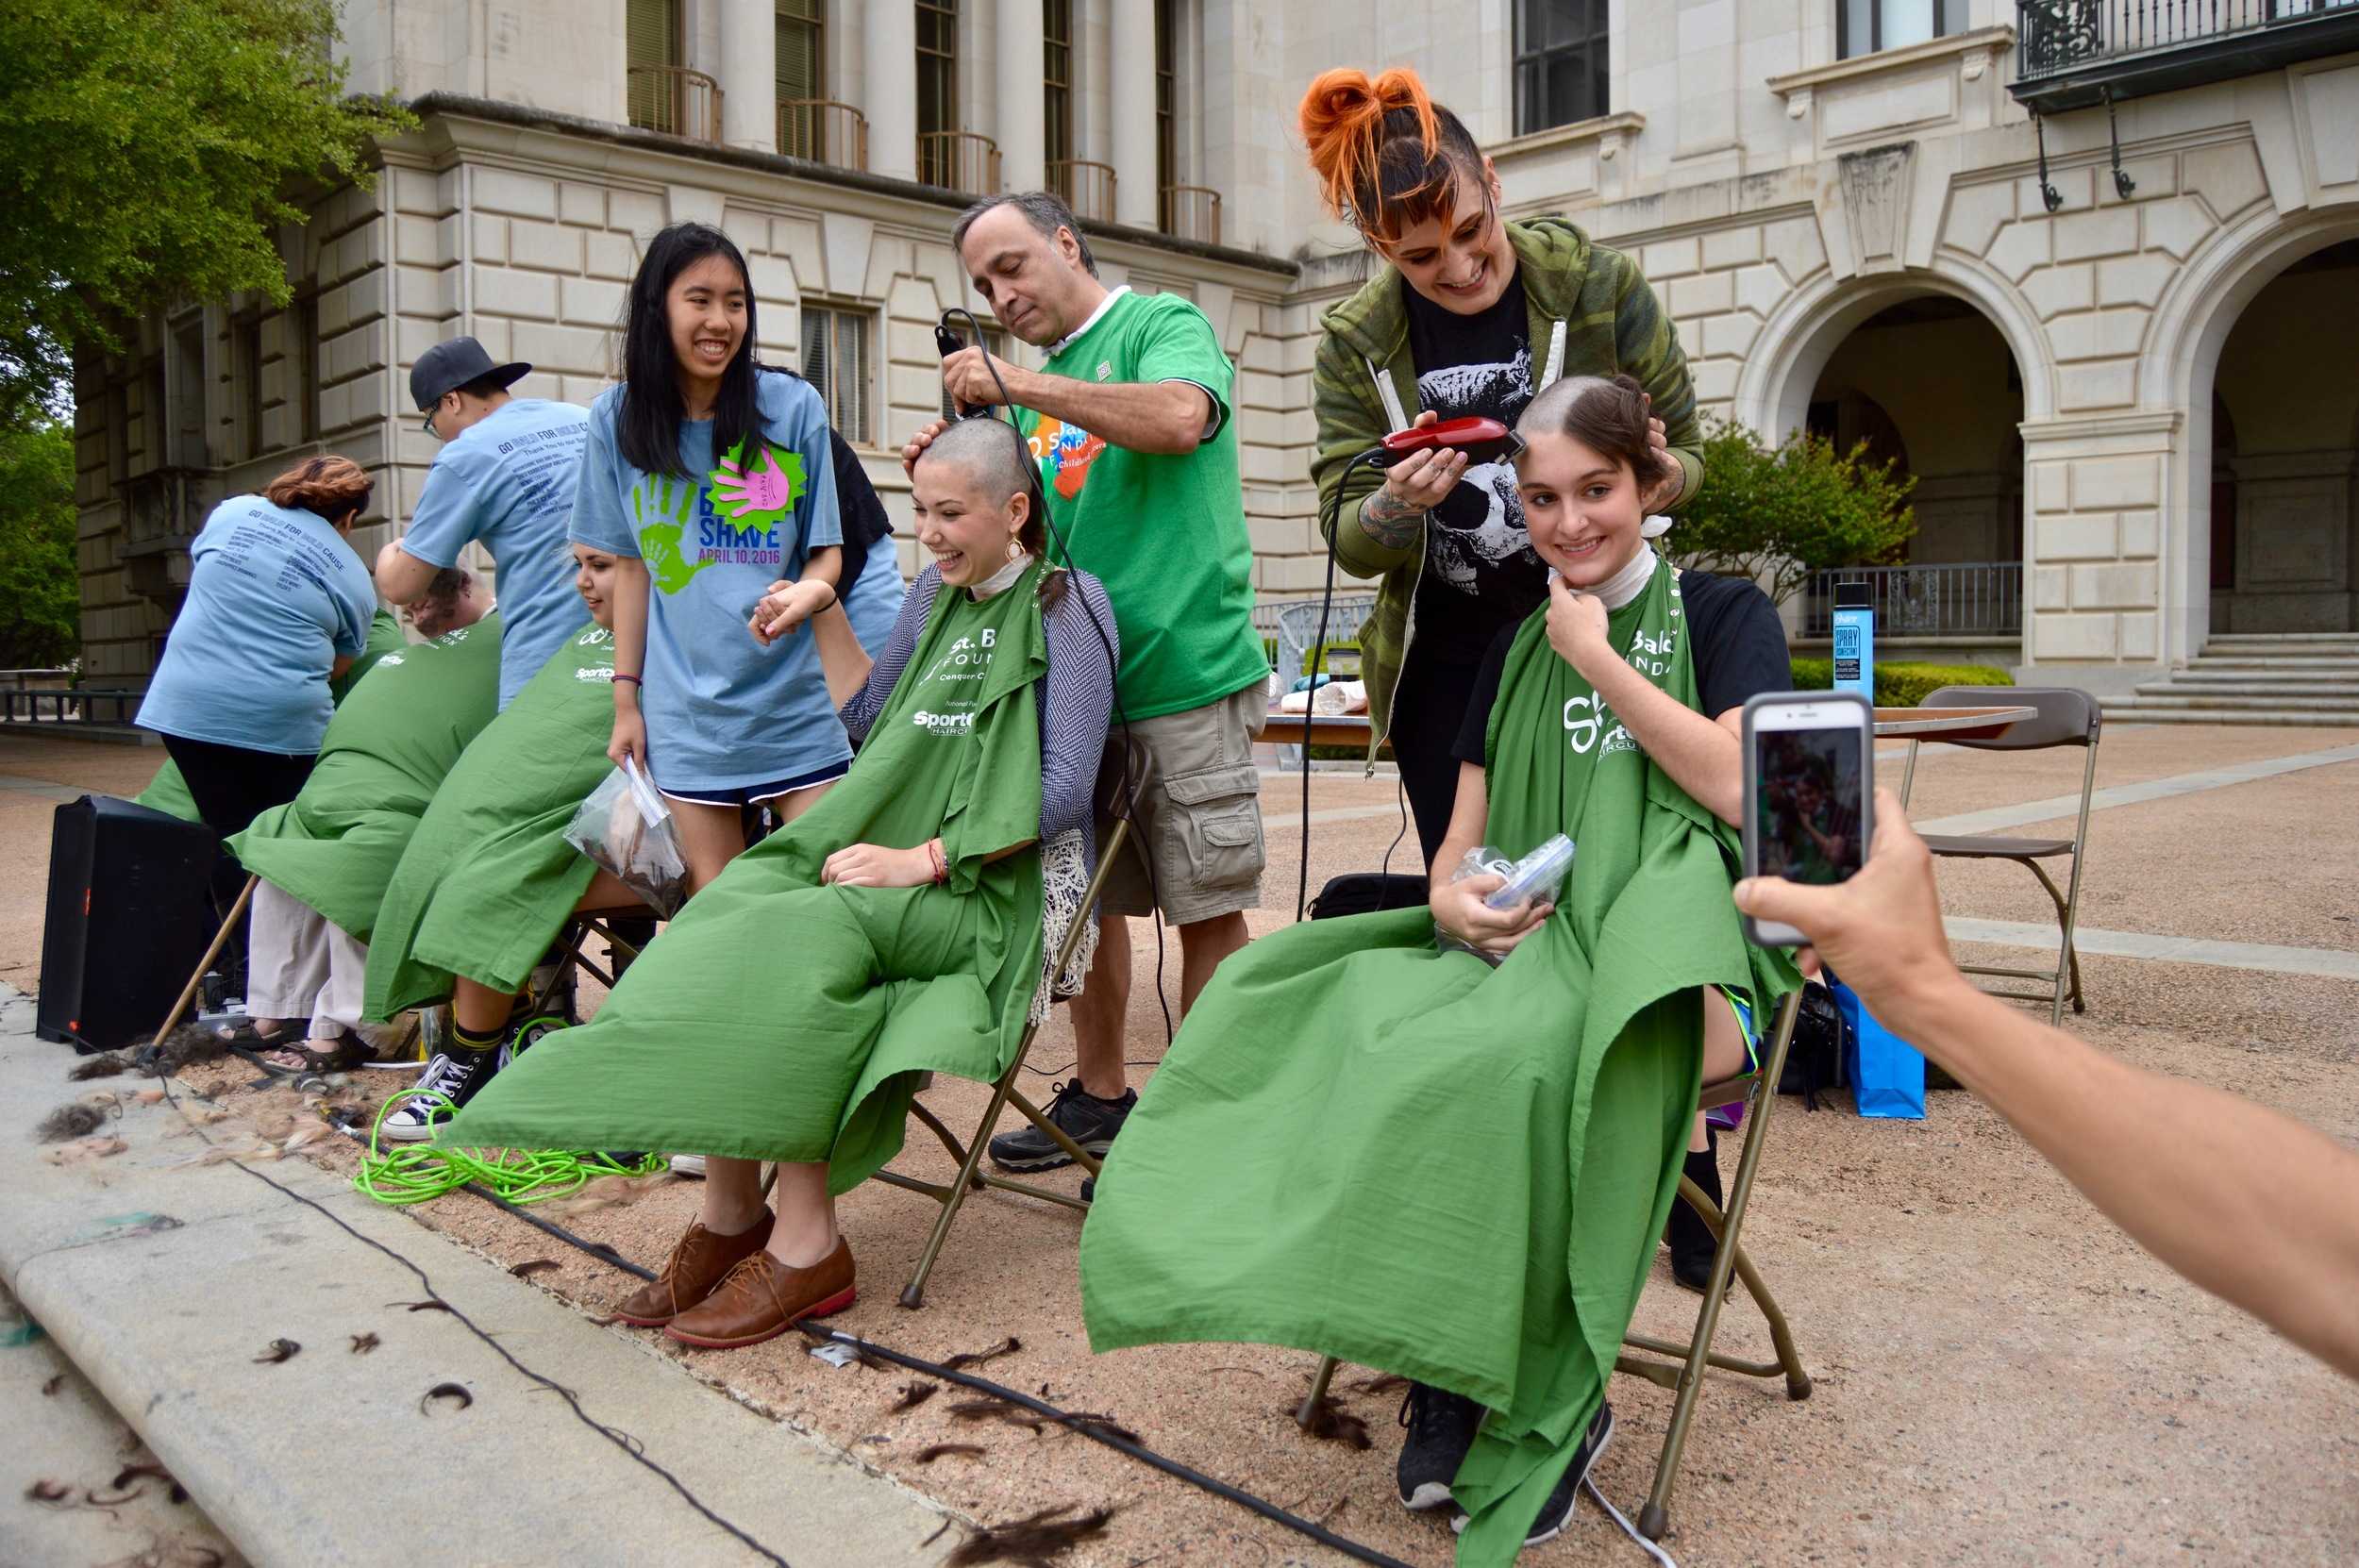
left=211, top=1017, right=293, bottom=1049
left=261, top=1037, right=375, bottom=1075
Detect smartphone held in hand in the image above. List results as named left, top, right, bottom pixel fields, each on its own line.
left=1740, top=690, right=1874, bottom=947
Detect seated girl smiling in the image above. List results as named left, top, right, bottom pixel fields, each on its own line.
left=1079, top=375, right=1799, bottom=1562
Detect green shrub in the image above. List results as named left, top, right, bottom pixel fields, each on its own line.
left=1789, top=658, right=2013, bottom=707
left=1674, top=417, right=1917, bottom=609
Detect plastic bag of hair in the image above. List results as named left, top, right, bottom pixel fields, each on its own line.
left=1434, top=836, right=1575, bottom=965
left=562, top=756, right=689, bottom=919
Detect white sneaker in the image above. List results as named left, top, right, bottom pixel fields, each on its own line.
left=668, top=1154, right=707, bottom=1177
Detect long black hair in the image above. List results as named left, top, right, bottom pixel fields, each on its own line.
left=614, top=223, right=765, bottom=478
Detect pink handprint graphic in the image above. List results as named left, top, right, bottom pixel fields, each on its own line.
left=709, top=446, right=804, bottom=520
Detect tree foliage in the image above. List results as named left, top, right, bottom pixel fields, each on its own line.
left=0, top=425, right=80, bottom=667
left=0, top=0, right=412, bottom=422
left=1670, top=416, right=1918, bottom=608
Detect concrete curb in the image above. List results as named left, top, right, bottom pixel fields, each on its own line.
left=0, top=987, right=956, bottom=1568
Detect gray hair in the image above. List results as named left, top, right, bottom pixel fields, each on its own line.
left=951, top=191, right=1099, bottom=278
left=916, top=415, right=1037, bottom=509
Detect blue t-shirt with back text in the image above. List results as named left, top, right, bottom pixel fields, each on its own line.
left=137, top=495, right=378, bottom=755
left=397, top=397, right=592, bottom=708
left=568, top=370, right=845, bottom=794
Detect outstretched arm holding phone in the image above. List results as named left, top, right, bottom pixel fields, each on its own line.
left=1735, top=790, right=2359, bottom=1381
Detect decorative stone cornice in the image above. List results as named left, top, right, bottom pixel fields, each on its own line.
left=1482, top=111, right=1648, bottom=163
left=1768, top=25, right=2018, bottom=120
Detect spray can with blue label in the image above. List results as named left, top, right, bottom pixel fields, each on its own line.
left=1832, top=581, right=1875, bottom=702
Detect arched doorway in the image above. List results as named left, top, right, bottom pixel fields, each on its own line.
left=1794, top=292, right=2029, bottom=648
left=2207, top=237, right=2359, bottom=633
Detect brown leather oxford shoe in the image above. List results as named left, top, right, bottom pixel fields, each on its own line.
left=663, top=1237, right=857, bottom=1350
left=611, top=1210, right=776, bottom=1326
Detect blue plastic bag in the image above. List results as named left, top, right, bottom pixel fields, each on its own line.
left=1832, top=979, right=1926, bottom=1120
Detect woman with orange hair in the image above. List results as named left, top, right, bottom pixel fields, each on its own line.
left=1298, top=65, right=1712, bottom=864
left=137, top=454, right=382, bottom=839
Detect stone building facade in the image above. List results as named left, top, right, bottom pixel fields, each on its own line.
left=69, top=1, right=2359, bottom=703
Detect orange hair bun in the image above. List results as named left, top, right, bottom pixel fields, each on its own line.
left=1297, top=66, right=1441, bottom=225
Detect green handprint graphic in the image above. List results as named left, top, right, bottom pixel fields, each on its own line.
left=633, top=475, right=713, bottom=596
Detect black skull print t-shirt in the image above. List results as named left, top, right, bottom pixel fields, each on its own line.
left=1400, top=266, right=1552, bottom=668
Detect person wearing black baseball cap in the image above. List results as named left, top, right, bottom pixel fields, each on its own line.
left=375, top=336, right=592, bottom=710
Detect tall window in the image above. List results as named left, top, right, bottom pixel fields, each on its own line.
left=1153, top=0, right=1175, bottom=225
left=776, top=1, right=824, bottom=122
left=1514, top=0, right=1608, bottom=136
left=627, top=0, right=681, bottom=131
left=915, top=0, right=959, bottom=187
left=235, top=313, right=263, bottom=459
left=1044, top=0, right=1073, bottom=173
left=1838, top=0, right=1962, bottom=59
left=802, top=305, right=872, bottom=445
left=293, top=291, right=320, bottom=442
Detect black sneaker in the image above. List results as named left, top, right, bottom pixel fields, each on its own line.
left=1397, top=1381, right=1484, bottom=1512
left=986, top=1079, right=1135, bottom=1172
left=377, top=1046, right=505, bottom=1144
left=1453, top=1400, right=1614, bottom=1545
left=1665, top=1134, right=1726, bottom=1293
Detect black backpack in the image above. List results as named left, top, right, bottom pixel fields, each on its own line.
left=1777, top=981, right=1849, bottom=1109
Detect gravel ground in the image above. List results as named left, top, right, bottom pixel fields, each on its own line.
left=7, top=723, right=2357, bottom=1566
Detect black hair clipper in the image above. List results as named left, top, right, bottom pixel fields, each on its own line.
left=934, top=322, right=984, bottom=418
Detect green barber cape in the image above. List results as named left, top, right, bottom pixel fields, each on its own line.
left=226, top=614, right=503, bottom=943
left=362, top=622, right=617, bottom=1020
left=132, top=611, right=408, bottom=824
left=1079, top=564, right=1798, bottom=1561
left=444, top=564, right=1055, bottom=1194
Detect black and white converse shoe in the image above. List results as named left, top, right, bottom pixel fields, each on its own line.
left=1452, top=1400, right=1614, bottom=1545
left=376, top=1045, right=506, bottom=1144
left=1397, top=1381, right=1485, bottom=1512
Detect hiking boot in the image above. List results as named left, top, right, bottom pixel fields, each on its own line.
left=986, top=1079, right=1135, bottom=1172
left=1453, top=1400, right=1614, bottom=1545
left=1397, top=1382, right=1484, bottom=1512
left=376, top=1045, right=506, bottom=1143
left=611, top=1210, right=775, bottom=1326
left=1665, top=1133, right=1726, bottom=1293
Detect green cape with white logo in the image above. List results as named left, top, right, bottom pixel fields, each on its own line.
left=226, top=615, right=501, bottom=942
left=443, top=565, right=1053, bottom=1194
left=1080, top=566, right=1799, bottom=1562
left=361, top=622, right=616, bottom=1020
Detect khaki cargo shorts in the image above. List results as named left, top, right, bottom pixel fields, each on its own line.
left=1095, top=681, right=1268, bottom=925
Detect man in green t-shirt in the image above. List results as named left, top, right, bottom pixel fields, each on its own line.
left=905, top=191, right=1268, bottom=1172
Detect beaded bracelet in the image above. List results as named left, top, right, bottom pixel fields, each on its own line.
left=612, top=673, right=644, bottom=687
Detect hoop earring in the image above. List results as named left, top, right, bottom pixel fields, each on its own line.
left=1004, top=536, right=1026, bottom=563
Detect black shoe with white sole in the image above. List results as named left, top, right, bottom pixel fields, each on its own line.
left=1452, top=1400, right=1614, bottom=1546
left=1397, top=1381, right=1484, bottom=1512
left=376, top=1045, right=505, bottom=1144
left=986, top=1079, right=1135, bottom=1171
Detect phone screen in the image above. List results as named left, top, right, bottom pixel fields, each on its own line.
left=1754, top=726, right=1866, bottom=886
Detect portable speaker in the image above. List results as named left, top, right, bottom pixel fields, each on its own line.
left=37, top=794, right=225, bottom=1053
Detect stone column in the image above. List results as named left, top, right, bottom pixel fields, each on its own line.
left=863, top=0, right=919, bottom=182
left=718, top=0, right=777, bottom=153
left=1110, top=0, right=1158, bottom=228
left=995, top=0, right=1046, bottom=192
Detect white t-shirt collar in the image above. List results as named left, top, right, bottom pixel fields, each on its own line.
left=1047, top=285, right=1132, bottom=359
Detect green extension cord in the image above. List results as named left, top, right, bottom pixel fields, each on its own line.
left=353, top=1083, right=666, bottom=1207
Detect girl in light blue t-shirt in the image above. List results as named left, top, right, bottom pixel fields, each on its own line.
left=569, top=222, right=850, bottom=895
left=137, top=456, right=380, bottom=837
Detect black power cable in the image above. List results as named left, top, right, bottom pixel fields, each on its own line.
left=422, top=1158, right=1418, bottom=1568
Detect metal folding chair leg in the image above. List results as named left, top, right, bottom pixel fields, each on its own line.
left=874, top=819, right=1132, bottom=1309
left=1628, top=987, right=1807, bottom=1541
